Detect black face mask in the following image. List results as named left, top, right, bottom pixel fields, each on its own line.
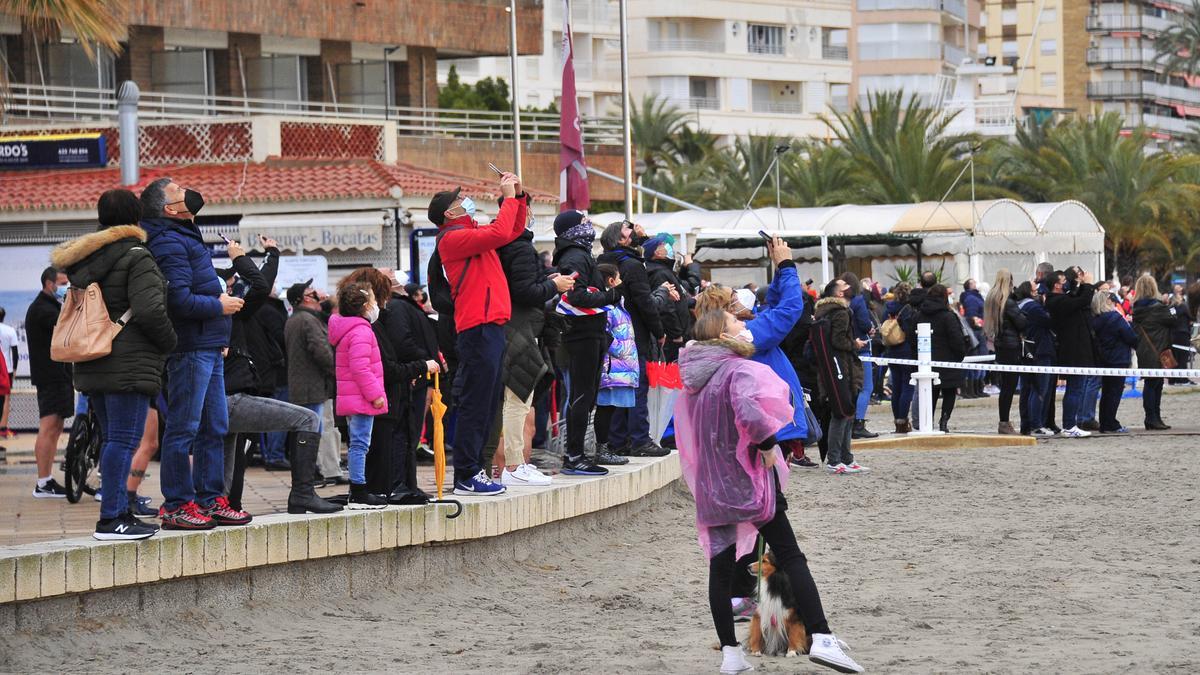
left=183, top=188, right=205, bottom=216
left=319, top=299, right=334, bottom=315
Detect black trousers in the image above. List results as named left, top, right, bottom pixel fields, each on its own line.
left=1142, top=377, right=1164, bottom=422
left=564, top=336, right=607, bottom=457
left=708, top=506, right=832, bottom=648
left=365, top=416, right=398, bottom=495
left=996, top=346, right=1021, bottom=424
left=932, top=386, right=957, bottom=420
left=1098, top=375, right=1125, bottom=431
left=594, top=405, right=615, bottom=446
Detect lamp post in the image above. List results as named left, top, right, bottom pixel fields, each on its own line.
left=619, top=0, right=633, bottom=220
left=506, top=0, right=523, bottom=175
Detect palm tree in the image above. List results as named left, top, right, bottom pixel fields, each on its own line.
left=820, top=90, right=988, bottom=204
left=0, top=0, right=124, bottom=93
left=780, top=141, right=856, bottom=207
left=1155, top=1, right=1200, bottom=77
left=629, top=94, right=691, bottom=178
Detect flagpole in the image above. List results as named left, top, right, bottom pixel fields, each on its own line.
left=508, top=0, right=523, bottom=175
left=618, top=0, right=633, bottom=220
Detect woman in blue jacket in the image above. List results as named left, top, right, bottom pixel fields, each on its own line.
left=1015, top=281, right=1056, bottom=436
left=884, top=283, right=915, bottom=433
left=1090, top=291, right=1138, bottom=433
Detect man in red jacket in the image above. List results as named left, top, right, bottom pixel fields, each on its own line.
left=428, top=172, right=527, bottom=495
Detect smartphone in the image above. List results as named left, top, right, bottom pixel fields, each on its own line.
left=219, top=233, right=231, bottom=243
left=757, top=230, right=773, bottom=243
left=487, top=162, right=503, bottom=175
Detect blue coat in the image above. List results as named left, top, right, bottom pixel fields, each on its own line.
left=1091, top=310, right=1137, bottom=367
left=883, top=299, right=914, bottom=359
left=746, top=263, right=807, bottom=441
left=961, top=289, right=985, bottom=321
left=849, top=294, right=872, bottom=342
left=1017, top=297, right=1055, bottom=359
left=141, top=216, right=231, bottom=353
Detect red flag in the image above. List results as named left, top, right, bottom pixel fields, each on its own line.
left=559, top=0, right=590, bottom=211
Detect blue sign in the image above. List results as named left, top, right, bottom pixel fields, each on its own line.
left=0, top=132, right=107, bottom=169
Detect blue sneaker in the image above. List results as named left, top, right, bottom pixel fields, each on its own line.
left=561, top=455, right=609, bottom=476
left=128, top=492, right=158, bottom=517
left=453, top=470, right=507, bottom=496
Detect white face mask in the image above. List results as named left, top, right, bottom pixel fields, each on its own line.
left=722, top=329, right=754, bottom=344
left=365, top=306, right=380, bottom=324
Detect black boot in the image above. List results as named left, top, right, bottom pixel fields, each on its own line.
left=287, top=431, right=343, bottom=514
left=851, top=420, right=878, bottom=439
left=348, top=483, right=388, bottom=510
left=939, top=414, right=950, bottom=433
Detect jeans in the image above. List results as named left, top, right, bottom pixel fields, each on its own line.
left=346, top=413, right=374, bottom=485
left=1019, top=356, right=1054, bottom=432
left=1077, top=376, right=1100, bottom=423
left=1061, top=374, right=1087, bottom=429
left=708, top=505, right=831, bottom=647
left=161, top=349, right=228, bottom=510
left=92, top=392, right=149, bottom=520
left=1098, top=375, right=1125, bottom=431
left=452, top=323, right=506, bottom=483
left=564, top=336, right=607, bottom=458
left=259, top=385, right=290, bottom=464
left=889, top=365, right=914, bottom=420
left=223, top=393, right=320, bottom=495
left=826, top=414, right=855, bottom=466
left=854, top=350, right=873, bottom=420
left=609, top=356, right=650, bottom=448
left=1142, top=377, right=1164, bottom=422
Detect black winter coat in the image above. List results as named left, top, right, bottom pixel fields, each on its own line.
left=498, top=230, right=557, bottom=400
left=1045, top=283, right=1096, bottom=368
left=374, top=307, right=428, bottom=422
left=249, top=296, right=289, bottom=392
left=552, top=238, right=620, bottom=341
left=781, top=290, right=817, bottom=391
left=812, top=297, right=864, bottom=401
left=597, top=245, right=663, bottom=352
left=223, top=249, right=278, bottom=395
left=1132, top=299, right=1178, bottom=368
left=387, top=294, right=439, bottom=364
left=25, top=292, right=70, bottom=387
left=50, top=225, right=175, bottom=395
left=916, top=295, right=968, bottom=389
left=991, top=296, right=1028, bottom=352
left=646, top=257, right=691, bottom=342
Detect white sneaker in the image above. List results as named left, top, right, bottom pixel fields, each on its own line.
left=720, top=644, right=753, bottom=674
left=845, top=462, right=870, bottom=474
left=983, top=384, right=1001, bottom=395
left=1031, top=427, right=1056, bottom=437
left=808, top=633, right=863, bottom=673
left=827, top=463, right=848, bottom=475
left=1063, top=426, right=1091, bottom=438
left=501, top=464, right=552, bottom=486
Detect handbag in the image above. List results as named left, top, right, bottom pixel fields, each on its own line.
left=880, top=306, right=909, bottom=347
left=1137, top=325, right=1177, bottom=370
left=50, top=283, right=133, bottom=363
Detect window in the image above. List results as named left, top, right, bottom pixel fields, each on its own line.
left=44, top=40, right=115, bottom=89
left=150, top=48, right=214, bottom=97
left=830, top=83, right=850, bottom=112
left=747, top=24, right=785, bottom=55
left=246, top=54, right=307, bottom=102
left=1040, top=39, right=1056, bottom=55
left=1041, top=71, right=1057, bottom=89
left=1041, top=9, right=1057, bottom=23
left=1001, top=9, right=1017, bottom=24
left=1002, top=40, right=1018, bottom=56
left=822, top=28, right=849, bottom=60
left=336, top=60, right=386, bottom=109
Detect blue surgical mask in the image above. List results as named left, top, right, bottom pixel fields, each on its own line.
left=460, top=197, right=476, bottom=217
left=55, top=285, right=68, bottom=301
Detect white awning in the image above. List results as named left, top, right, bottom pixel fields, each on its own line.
left=238, top=211, right=386, bottom=253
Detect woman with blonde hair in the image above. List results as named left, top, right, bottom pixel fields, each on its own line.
left=1131, top=274, right=1178, bottom=430
left=982, top=269, right=1026, bottom=434
left=1090, top=289, right=1137, bottom=433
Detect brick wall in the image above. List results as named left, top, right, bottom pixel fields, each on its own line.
left=396, top=137, right=626, bottom=202
left=394, top=47, right=438, bottom=109
left=115, top=25, right=163, bottom=86
left=1060, top=0, right=1090, bottom=115
left=308, top=40, right=352, bottom=103
left=213, top=33, right=263, bottom=98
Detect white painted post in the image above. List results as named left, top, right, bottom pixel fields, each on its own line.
left=910, top=322, right=943, bottom=435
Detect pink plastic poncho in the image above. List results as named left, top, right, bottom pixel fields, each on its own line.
left=674, top=341, right=794, bottom=559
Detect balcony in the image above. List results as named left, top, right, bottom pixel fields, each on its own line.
left=1088, top=80, right=1200, bottom=106
left=1086, top=47, right=1161, bottom=68
left=857, top=0, right=967, bottom=20
left=659, top=95, right=720, bottom=110
left=753, top=99, right=804, bottom=114
left=1086, top=14, right=1174, bottom=34
left=943, top=43, right=966, bottom=65
left=1130, top=112, right=1196, bottom=135
left=748, top=42, right=786, bottom=56
left=822, top=44, right=850, bottom=60
left=547, top=0, right=613, bottom=29
left=858, top=42, right=942, bottom=60
left=647, top=38, right=724, bottom=53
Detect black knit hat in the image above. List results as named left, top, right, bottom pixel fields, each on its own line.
left=427, top=187, right=462, bottom=227
left=553, top=209, right=585, bottom=236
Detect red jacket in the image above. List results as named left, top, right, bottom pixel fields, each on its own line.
left=437, top=195, right=528, bottom=332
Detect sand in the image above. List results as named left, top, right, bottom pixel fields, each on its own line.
left=3, top=390, right=1200, bottom=673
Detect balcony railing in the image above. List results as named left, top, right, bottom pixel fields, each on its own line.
left=857, top=0, right=967, bottom=19
left=1130, top=112, right=1196, bottom=135
left=858, top=42, right=942, bottom=60
left=1086, top=14, right=1174, bottom=34
left=1088, top=80, right=1200, bottom=106
left=0, top=83, right=625, bottom=144
left=941, top=99, right=1018, bottom=136
left=748, top=42, right=786, bottom=56
left=647, top=38, right=724, bottom=53
left=822, top=44, right=850, bottom=60
left=1086, top=47, right=1162, bottom=68
left=943, top=43, right=966, bottom=64
left=831, top=95, right=851, bottom=113
left=753, top=100, right=805, bottom=114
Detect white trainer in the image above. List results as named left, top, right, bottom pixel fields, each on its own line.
left=827, top=463, right=848, bottom=475
left=845, top=462, right=870, bottom=474
left=502, top=464, right=552, bottom=486
left=1062, top=426, right=1091, bottom=438
left=808, top=633, right=864, bottom=673
left=1031, top=427, right=1056, bottom=437
left=720, top=644, right=754, bottom=674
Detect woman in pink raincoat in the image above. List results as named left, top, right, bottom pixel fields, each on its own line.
left=676, top=309, right=863, bottom=675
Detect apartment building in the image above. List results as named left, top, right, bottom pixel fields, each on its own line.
left=852, top=0, right=984, bottom=107
left=983, top=0, right=1199, bottom=143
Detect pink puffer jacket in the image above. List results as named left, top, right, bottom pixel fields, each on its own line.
left=328, top=313, right=386, bottom=416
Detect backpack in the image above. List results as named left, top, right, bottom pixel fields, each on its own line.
left=426, top=225, right=473, bottom=316
left=50, top=283, right=133, bottom=363
left=880, top=306, right=909, bottom=347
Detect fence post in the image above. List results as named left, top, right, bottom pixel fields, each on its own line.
left=910, top=322, right=943, bottom=435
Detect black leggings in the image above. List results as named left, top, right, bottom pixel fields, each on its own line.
left=708, top=507, right=831, bottom=647
left=932, top=386, right=957, bottom=420
left=564, top=337, right=607, bottom=457
left=996, top=347, right=1020, bottom=423
left=593, top=405, right=615, bottom=445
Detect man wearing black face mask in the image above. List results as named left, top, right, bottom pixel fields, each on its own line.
left=141, top=178, right=248, bottom=530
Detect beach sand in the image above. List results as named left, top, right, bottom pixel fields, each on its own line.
left=4, top=390, right=1200, bottom=673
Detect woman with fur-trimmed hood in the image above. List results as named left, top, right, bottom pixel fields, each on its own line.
left=51, top=189, right=176, bottom=541
left=675, top=308, right=864, bottom=675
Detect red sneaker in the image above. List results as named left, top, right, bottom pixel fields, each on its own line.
left=203, top=496, right=252, bottom=526
left=159, top=501, right=216, bottom=530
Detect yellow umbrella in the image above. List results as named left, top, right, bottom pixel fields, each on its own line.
left=429, top=372, right=461, bottom=518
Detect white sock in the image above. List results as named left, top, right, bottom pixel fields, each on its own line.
left=37, top=476, right=51, bottom=487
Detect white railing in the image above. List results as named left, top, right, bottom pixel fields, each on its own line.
left=1086, top=47, right=1161, bottom=67
left=858, top=42, right=942, bottom=60
left=547, top=0, right=613, bottom=26
left=661, top=95, right=720, bottom=110
left=943, top=43, right=966, bottom=65
left=1087, top=14, right=1174, bottom=33
left=0, top=82, right=625, bottom=144
left=748, top=42, right=786, bottom=56
left=1135, top=113, right=1196, bottom=135
left=858, top=0, right=966, bottom=17
left=647, top=38, right=725, bottom=53
left=822, top=44, right=850, bottom=60
left=941, top=99, right=1018, bottom=136
left=753, top=100, right=804, bottom=114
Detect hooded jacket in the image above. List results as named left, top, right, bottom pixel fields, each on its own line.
left=248, top=295, right=289, bottom=393
left=141, top=216, right=230, bottom=352
left=50, top=225, right=176, bottom=395
left=328, top=313, right=386, bottom=417
left=813, top=296, right=865, bottom=400
left=1045, top=283, right=1096, bottom=368
left=916, top=293, right=968, bottom=388
left=601, top=301, right=639, bottom=389
left=1017, top=297, right=1055, bottom=359
left=646, top=256, right=692, bottom=343
left=1131, top=298, right=1177, bottom=368
left=597, top=245, right=664, bottom=351
left=745, top=263, right=808, bottom=441
left=552, top=237, right=620, bottom=340
left=372, top=307, right=429, bottom=421
left=436, top=194, right=527, bottom=333
left=991, top=296, right=1028, bottom=352
left=285, top=307, right=336, bottom=406
left=222, top=248, right=278, bottom=396
left=498, top=228, right=556, bottom=401
left=1091, top=309, right=1138, bottom=368
left=25, top=291, right=70, bottom=388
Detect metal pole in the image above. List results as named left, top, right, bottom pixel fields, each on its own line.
left=383, top=46, right=390, bottom=121
left=117, top=81, right=140, bottom=186
left=586, top=166, right=709, bottom=211
left=618, top=0, right=634, bottom=220
left=910, top=322, right=943, bottom=435
left=774, top=151, right=782, bottom=230
left=508, top=0, right=523, bottom=175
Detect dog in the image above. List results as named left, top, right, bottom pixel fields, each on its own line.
left=746, top=552, right=809, bottom=658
